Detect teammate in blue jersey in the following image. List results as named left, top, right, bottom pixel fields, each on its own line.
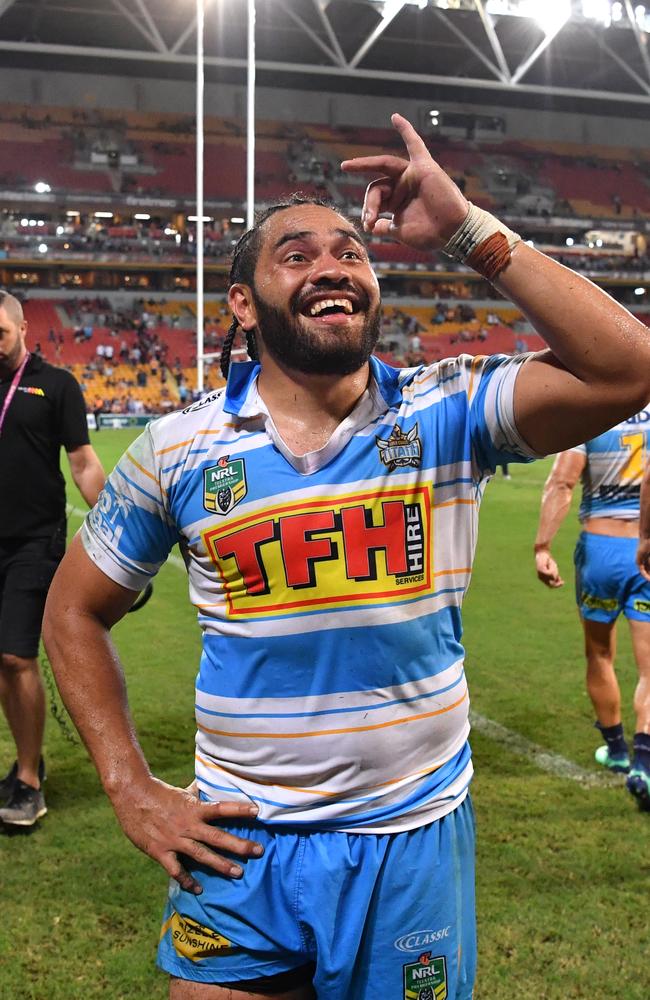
left=43, top=115, right=650, bottom=999
left=534, top=411, right=650, bottom=809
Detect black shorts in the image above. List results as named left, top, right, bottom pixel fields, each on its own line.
left=0, top=532, right=65, bottom=659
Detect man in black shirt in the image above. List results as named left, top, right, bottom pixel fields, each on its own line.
left=0, top=290, right=105, bottom=827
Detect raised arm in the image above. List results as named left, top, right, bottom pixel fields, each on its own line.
left=43, top=535, right=263, bottom=894
left=342, top=114, right=650, bottom=455
left=533, top=450, right=585, bottom=588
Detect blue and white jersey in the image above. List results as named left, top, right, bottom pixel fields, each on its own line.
left=571, top=408, right=650, bottom=522
left=82, top=353, right=537, bottom=833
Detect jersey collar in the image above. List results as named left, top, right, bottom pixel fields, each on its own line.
left=223, top=355, right=404, bottom=418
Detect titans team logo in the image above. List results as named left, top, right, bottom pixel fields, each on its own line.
left=204, top=456, right=247, bottom=515
left=376, top=423, right=422, bottom=472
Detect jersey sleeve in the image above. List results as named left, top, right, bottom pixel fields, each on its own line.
left=81, top=424, right=180, bottom=590
left=462, top=353, right=543, bottom=476
left=57, top=370, right=90, bottom=450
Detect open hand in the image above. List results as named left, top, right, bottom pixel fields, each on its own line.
left=111, top=776, right=263, bottom=894
left=341, top=113, right=469, bottom=251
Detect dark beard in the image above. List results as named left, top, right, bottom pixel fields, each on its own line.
left=252, top=289, right=381, bottom=376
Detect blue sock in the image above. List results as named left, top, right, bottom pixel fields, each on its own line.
left=632, top=733, right=650, bottom=773
left=595, top=721, right=628, bottom=757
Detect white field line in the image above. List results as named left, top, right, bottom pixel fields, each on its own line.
left=67, top=504, right=622, bottom=788
left=470, top=711, right=622, bottom=788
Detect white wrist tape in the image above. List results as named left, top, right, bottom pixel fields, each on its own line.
left=442, top=202, right=521, bottom=279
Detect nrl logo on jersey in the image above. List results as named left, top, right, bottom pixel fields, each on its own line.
left=376, top=423, right=422, bottom=472
left=204, top=456, right=247, bottom=515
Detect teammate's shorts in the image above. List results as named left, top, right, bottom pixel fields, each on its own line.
left=0, top=534, right=65, bottom=658
left=574, top=531, right=650, bottom=624
left=157, top=795, right=476, bottom=1000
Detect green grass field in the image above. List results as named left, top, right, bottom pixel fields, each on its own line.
left=1, top=429, right=648, bottom=999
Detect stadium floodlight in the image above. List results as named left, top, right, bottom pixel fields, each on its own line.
left=20, top=217, right=28, bottom=226
left=611, top=0, right=623, bottom=18
left=38, top=243, right=48, bottom=253
left=634, top=287, right=646, bottom=295
left=522, top=0, right=571, bottom=33
left=566, top=237, right=575, bottom=245
left=581, top=0, right=612, bottom=25
left=28, top=219, right=36, bottom=226
left=34, top=181, right=51, bottom=194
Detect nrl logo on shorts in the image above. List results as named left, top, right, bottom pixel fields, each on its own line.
left=403, top=952, right=447, bottom=1000
left=376, top=422, right=422, bottom=472
left=204, top=455, right=247, bottom=515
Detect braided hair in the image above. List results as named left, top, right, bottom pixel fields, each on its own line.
left=220, top=194, right=357, bottom=379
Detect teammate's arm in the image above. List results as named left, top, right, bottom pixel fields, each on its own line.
left=533, top=450, right=585, bottom=588
left=341, top=115, right=650, bottom=456
left=66, top=443, right=105, bottom=508
left=42, top=535, right=263, bottom=894
left=637, top=461, right=650, bottom=582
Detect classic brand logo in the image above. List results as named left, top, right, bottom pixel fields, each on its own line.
left=163, top=911, right=233, bottom=961
left=204, top=456, right=247, bottom=515
left=202, top=484, right=432, bottom=619
left=394, top=927, right=451, bottom=952
left=376, top=422, right=422, bottom=472
left=403, top=952, right=447, bottom=1000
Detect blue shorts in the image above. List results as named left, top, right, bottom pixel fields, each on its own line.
left=574, top=532, right=650, bottom=624
left=157, top=795, right=476, bottom=999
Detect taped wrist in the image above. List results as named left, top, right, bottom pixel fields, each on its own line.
left=442, top=202, right=521, bottom=282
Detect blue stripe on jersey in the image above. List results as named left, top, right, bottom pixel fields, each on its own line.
left=196, top=605, right=465, bottom=699
left=197, top=743, right=472, bottom=822
left=92, top=481, right=179, bottom=564
left=272, top=746, right=473, bottom=827
left=470, top=355, right=528, bottom=471
left=196, top=668, right=465, bottom=721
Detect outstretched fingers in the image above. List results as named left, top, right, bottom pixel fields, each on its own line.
left=390, top=112, right=430, bottom=159
left=340, top=153, right=409, bottom=177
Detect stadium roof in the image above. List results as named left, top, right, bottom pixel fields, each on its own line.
left=1, top=0, right=650, bottom=113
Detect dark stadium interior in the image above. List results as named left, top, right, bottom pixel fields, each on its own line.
left=1, top=0, right=649, bottom=419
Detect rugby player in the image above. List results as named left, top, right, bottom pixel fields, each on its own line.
left=43, top=115, right=650, bottom=998
left=534, top=414, right=650, bottom=810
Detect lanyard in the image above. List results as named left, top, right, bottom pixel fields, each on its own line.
left=0, top=352, right=30, bottom=438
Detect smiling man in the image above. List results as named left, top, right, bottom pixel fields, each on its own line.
left=43, top=116, right=650, bottom=1000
